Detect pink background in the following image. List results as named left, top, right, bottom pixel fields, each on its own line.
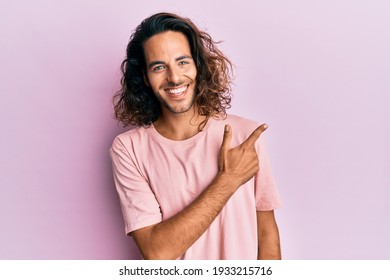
left=1, top=0, right=389, bottom=259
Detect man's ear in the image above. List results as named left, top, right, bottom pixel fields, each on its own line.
left=143, top=70, right=150, bottom=87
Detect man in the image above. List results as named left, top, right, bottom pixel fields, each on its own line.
left=110, top=12, right=282, bottom=260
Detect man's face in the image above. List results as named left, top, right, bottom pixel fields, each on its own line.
left=143, top=31, right=197, bottom=115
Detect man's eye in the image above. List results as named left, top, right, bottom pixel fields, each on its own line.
left=153, top=65, right=164, bottom=71
left=179, top=61, right=189, bottom=65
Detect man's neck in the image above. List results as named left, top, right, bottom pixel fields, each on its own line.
left=153, top=107, right=207, bottom=141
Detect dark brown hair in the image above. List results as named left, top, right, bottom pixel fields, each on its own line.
left=113, top=12, right=233, bottom=127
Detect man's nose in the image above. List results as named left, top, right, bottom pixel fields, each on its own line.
left=166, top=67, right=180, bottom=84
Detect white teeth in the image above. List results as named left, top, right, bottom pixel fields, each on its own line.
left=166, top=85, right=187, bottom=95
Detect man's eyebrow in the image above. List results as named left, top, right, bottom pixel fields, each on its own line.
left=147, top=56, right=193, bottom=69
left=176, top=55, right=192, bottom=61
left=148, top=60, right=165, bottom=69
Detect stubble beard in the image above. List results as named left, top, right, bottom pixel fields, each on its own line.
left=155, top=81, right=197, bottom=114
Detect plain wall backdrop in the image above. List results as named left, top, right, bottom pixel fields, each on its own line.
left=1, top=0, right=389, bottom=259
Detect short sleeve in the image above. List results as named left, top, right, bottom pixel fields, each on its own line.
left=254, top=136, right=282, bottom=211
left=109, top=136, right=162, bottom=235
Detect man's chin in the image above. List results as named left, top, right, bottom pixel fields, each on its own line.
left=161, top=100, right=195, bottom=114
left=166, top=105, right=194, bottom=114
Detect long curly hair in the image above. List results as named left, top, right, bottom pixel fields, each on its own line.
left=113, top=12, right=233, bottom=128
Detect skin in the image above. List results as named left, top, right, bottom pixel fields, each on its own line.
left=144, top=31, right=197, bottom=116
left=143, top=31, right=201, bottom=140
left=134, top=30, right=281, bottom=260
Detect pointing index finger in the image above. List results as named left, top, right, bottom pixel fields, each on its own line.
left=243, top=123, right=268, bottom=147
left=220, top=124, right=232, bottom=151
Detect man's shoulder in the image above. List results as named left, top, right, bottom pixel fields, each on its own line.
left=115, top=125, right=146, bottom=138
left=111, top=125, right=149, bottom=150
left=226, top=114, right=258, bottom=125
left=208, top=114, right=261, bottom=138
left=217, top=114, right=259, bottom=131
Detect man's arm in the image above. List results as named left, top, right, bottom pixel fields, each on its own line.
left=257, top=210, right=281, bottom=260
left=132, top=123, right=267, bottom=260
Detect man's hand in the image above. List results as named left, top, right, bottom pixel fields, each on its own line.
left=218, top=123, right=268, bottom=188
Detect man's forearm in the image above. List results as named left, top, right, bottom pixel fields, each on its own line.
left=258, top=234, right=281, bottom=259
left=257, top=214, right=281, bottom=259
left=133, top=173, right=238, bottom=259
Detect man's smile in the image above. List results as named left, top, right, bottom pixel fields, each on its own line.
left=164, top=84, right=189, bottom=98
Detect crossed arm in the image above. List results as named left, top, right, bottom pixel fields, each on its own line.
left=131, top=124, right=281, bottom=260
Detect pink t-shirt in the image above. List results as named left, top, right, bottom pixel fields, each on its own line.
left=109, top=114, right=282, bottom=259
